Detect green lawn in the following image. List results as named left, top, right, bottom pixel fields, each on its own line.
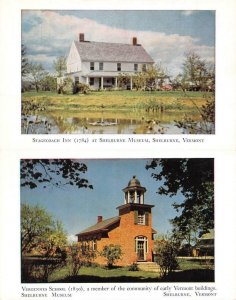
left=48, top=259, right=214, bottom=283
left=49, top=265, right=159, bottom=283
left=177, top=258, right=214, bottom=270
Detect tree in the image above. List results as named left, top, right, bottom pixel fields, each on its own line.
left=21, top=203, right=67, bottom=282
left=53, top=56, right=67, bottom=77
left=67, top=244, right=96, bottom=277
left=144, top=64, right=167, bottom=91
left=132, top=64, right=167, bottom=91
left=27, top=62, right=47, bottom=92
left=100, top=244, right=123, bottom=268
left=21, top=44, right=30, bottom=77
left=21, top=203, right=67, bottom=255
left=40, top=74, right=57, bottom=91
left=175, top=98, right=215, bottom=134
left=57, top=77, right=74, bottom=94
left=181, top=52, right=211, bottom=91
left=117, top=73, right=130, bottom=89
left=154, top=235, right=179, bottom=278
left=146, top=159, right=214, bottom=239
left=20, top=159, right=93, bottom=190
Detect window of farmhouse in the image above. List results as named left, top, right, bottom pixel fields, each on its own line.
left=134, top=64, right=138, bottom=71
left=117, top=63, right=121, bottom=71
left=90, top=62, right=95, bottom=70
left=99, top=62, right=104, bottom=71
left=142, top=64, right=147, bottom=72
left=89, top=78, right=94, bottom=85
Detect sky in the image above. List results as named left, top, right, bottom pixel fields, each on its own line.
left=20, top=159, right=184, bottom=242
left=21, top=10, right=215, bottom=76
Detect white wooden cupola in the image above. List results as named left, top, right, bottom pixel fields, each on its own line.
left=122, top=176, right=146, bottom=204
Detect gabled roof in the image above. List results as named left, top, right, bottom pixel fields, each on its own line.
left=76, top=216, right=120, bottom=237
left=74, top=41, right=154, bottom=63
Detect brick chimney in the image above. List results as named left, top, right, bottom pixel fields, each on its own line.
left=97, top=216, right=103, bottom=223
left=79, top=33, right=85, bottom=42
left=133, top=37, right=137, bottom=46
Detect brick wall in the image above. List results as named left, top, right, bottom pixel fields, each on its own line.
left=86, top=209, right=154, bottom=266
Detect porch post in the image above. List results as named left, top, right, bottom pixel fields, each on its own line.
left=130, top=76, right=133, bottom=90
left=86, top=76, right=89, bottom=85
left=115, top=77, right=118, bottom=89
left=101, top=77, right=104, bottom=90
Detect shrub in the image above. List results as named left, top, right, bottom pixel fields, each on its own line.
left=128, top=262, right=139, bottom=271
left=100, top=244, right=123, bottom=268
left=155, top=238, right=179, bottom=278
left=74, top=82, right=90, bottom=94
left=66, top=244, right=96, bottom=277
left=57, top=77, right=74, bottom=94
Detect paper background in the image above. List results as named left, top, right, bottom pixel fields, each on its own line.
left=0, top=0, right=236, bottom=299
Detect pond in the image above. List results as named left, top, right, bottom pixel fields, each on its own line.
left=21, top=110, right=214, bottom=134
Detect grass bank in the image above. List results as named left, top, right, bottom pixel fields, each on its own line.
left=22, top=90, right=213, bottom=113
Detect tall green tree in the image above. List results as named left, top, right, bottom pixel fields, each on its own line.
left=20, top=159, right=93, bottom=190
left=21, top=203, right=67, bottom=255
left=181, top=52, right=212, bottom=91
left=53, top=56, right=67, bottom=77
left=146, top=159, right=214, bottom=239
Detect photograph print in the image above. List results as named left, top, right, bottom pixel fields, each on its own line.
left=21, top=158, right=214, bottom=283
left=21, top=10, right=215, bottom=134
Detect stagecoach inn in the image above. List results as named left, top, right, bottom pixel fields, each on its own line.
left=61, top=33, right=154, bottom=90
left=76, top=176, right=157, bottom=266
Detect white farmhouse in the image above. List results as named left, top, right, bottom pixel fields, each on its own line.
left=64, top=33, right=154, bottom=90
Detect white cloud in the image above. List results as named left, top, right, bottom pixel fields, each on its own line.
left=28, top=54, right=57, bottom=65
left=22, top=11, right=214, bottom=76
left=181, top=11, right=196, bottom=16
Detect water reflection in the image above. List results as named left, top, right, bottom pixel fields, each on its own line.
left=21, top=110, right=214, bottom=134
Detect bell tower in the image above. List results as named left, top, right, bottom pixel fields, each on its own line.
left=116, top=175, right=155, bottom=263
left=117, top=175, right=154, bottom=219
left=123, top=176, right=146, bottom=204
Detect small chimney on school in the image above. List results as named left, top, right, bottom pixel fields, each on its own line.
left=79, top=33, right=85, bottom=42
left=97, top=216, right=103, bottom=223
left=132, top=37, right=137, bottom=46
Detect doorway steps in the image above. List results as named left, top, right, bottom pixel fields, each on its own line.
left=137, top=262, right=160, bottom=273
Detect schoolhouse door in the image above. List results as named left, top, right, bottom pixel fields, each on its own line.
left=136, top=236, right=148, bottom=261
left=137, top=240, right=145, bottom=261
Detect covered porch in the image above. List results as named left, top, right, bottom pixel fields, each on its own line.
left=83, top=72, right=134, bottom=90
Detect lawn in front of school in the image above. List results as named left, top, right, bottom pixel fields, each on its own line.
left=48, top=258, right=214, bottom=283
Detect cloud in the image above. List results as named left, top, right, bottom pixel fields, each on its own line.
left=181, top=11, right=196, bottom=16
left=22, top=11, right=214, bottom=76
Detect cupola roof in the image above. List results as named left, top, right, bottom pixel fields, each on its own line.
left=128, top=175, right=141, bottom=187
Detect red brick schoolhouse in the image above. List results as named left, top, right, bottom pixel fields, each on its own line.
left=76, top=176, right=156, bottom=266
